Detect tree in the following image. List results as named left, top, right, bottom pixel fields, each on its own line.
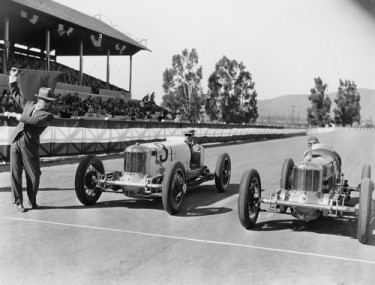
left=333, top=79, right=361, bottom=126
left=307, top=77, right=331, bottom=127
left=206, top=56, right=258, bottom=124
left=161, top=48, right=204, bottom=122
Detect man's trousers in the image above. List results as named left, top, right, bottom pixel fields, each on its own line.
left=10, top=135, right=41, bottom=205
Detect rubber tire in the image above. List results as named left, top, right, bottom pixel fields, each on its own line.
left=75, top=155, right=104, bottom=205
left=279, top=158, right=294, bottom=213
left=162, top=161, right=186, bottom=215
left=362, top=164, right=371, bottom=179
left=215, top=153, right=231, bottom=192
left=238, top=168, right=262, bottom=229
left=357, top=178, right=373, bottom=244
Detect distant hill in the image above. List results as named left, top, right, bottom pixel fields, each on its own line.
left=257, top=88, right=375, bottom=124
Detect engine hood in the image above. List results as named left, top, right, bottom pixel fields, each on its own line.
left=301, top=151, right=337, bottom=169
left=125, top=143, right=151, bottom=153
left=296, top=157, right=333, bottom=170
left=128, top=140, right=191, bottom=154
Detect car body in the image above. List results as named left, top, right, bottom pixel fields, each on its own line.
left=75, top=136, right=231, bottom=214
left=237, top=143, right=374, bottom=244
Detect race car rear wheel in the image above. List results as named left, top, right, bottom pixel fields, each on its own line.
left=162, top=161, right=187, bottom=215
left=238, top=168, right=261, bottom=229
left=362, top=164, right=371, bottom=179
left=357, top=178, right=373, bottom=244
left=215, top=153, right=231, bottom=192
left=75, top=155, right=104, bottom=206
left=279, top=158, right=294, bottom=213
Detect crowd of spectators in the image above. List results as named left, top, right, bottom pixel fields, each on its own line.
left=0, top=89, right=22, bottom=114
left=0, top=52, right=185, bottom=122
left=0, top=88, right=177, bottom=122
left=55, top=93, right=145, bottom=120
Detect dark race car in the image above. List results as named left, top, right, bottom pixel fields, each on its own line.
left=238, top=143, right=374, bottom=244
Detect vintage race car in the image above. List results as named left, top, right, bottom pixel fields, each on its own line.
left=237, top=143, right=374, bottom=244
left=74, top=136, right=231, bottom=214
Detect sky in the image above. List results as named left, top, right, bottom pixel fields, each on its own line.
left=53, top=0, right=375, bottom=104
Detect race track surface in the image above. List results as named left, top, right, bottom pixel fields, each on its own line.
left=0, top=130, right=375, bottom=285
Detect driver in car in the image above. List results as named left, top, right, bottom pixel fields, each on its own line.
left=184, top=128, right=201, bottom=166
left=304, top=136, right=320, bottom=156
left=304, top=136, right=341, bottom=171
left=308, top=136, right=319, bottom=149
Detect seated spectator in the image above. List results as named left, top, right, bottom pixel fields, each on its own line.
left=59, top=106, right=71, bottom=118
left=174, top=114, right=181, bottom=122
left=84, top=105, right=95, bottom=117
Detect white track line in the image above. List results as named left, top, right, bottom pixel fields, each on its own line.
left=2, top=216, right=375, bottom=265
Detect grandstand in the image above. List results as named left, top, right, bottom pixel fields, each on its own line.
left=0, top=0, right=149, bottom=103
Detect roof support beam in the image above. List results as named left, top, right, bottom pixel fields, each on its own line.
left=45, top=29, right=50, bottom=71
left=3, top=17, right=9, bottom=74
left=79, top=40, right=83, bottom=86
left=129, top=55, right=132, bottom=94
left=106, top=49, right=110, bottom=89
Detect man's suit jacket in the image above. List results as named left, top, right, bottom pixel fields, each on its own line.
left=9, top=81, right=54, bottom=155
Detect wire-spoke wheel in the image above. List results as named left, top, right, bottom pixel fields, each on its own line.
left=215, top=153, right=231, bottom=192
left=75, top=155, right=104, bottom=205
left=238, top=168, right=262, bottom=229
left=279, top=158, right=294, bottom=213
left=162, top=161, right=187, bottom=215
left=357, top=178, right=373, bottom=244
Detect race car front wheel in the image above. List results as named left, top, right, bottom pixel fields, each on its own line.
left=215, top=152, right=231, bottom=192
left=238, top=168, right=261, bottom=229
left=279, top=158, right=294, bottom=213
left=357, top=178, right=373, bottom=244
left=162, top=161, right=186, bottom=215
left=75, top=155, right=104, bottom=206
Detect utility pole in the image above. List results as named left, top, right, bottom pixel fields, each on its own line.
left=297, top=112, right=300, bottom=126
left=292, top=105, right=295, bottom=125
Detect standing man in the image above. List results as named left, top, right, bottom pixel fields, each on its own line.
left=5, top=67, right=56, bottom=212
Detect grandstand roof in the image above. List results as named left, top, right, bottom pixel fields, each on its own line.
left=0, top=0, right=150, bottom=56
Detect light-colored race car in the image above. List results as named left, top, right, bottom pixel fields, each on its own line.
left=237, top=143, right=374, bottom=244
left=74, top=136, right=231, bottom=214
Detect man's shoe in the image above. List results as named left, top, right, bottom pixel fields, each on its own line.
left=16, top=204, right=26, bottom=213
left=31, top=204, right=40, bottom=209
left=28, top=202, right=40, bottom=209
left=29, top=202, right=40, bottom=210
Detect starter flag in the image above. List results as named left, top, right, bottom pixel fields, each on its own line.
left=18, top=69, right=61, bottom=102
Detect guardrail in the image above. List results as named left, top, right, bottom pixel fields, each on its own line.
left=308, top=126, right=374, bottom=134
left=0, top=116, right=306, bottom=162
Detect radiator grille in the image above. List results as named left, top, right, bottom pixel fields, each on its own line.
left=292, top=168, right=320, bottom=191
left=124, top=152, right=146, bottom=173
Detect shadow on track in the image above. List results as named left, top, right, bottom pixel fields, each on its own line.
left=176, top=184, right=238, bottom=217
left=252, top=213, right=375, bottom=246
left=0, top=187, right=72, bottom=192
left=245, top=195, right=375, bottom=245
left=32, top=198, right=166, bottom=211
left=28, top=184, right=238, bottom=217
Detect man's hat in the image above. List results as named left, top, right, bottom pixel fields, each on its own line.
left=308, top=136, right=319, bottom=143
left=34, top=87, right=56, bottom=101
left=184, top=127, right=195, bottom=136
